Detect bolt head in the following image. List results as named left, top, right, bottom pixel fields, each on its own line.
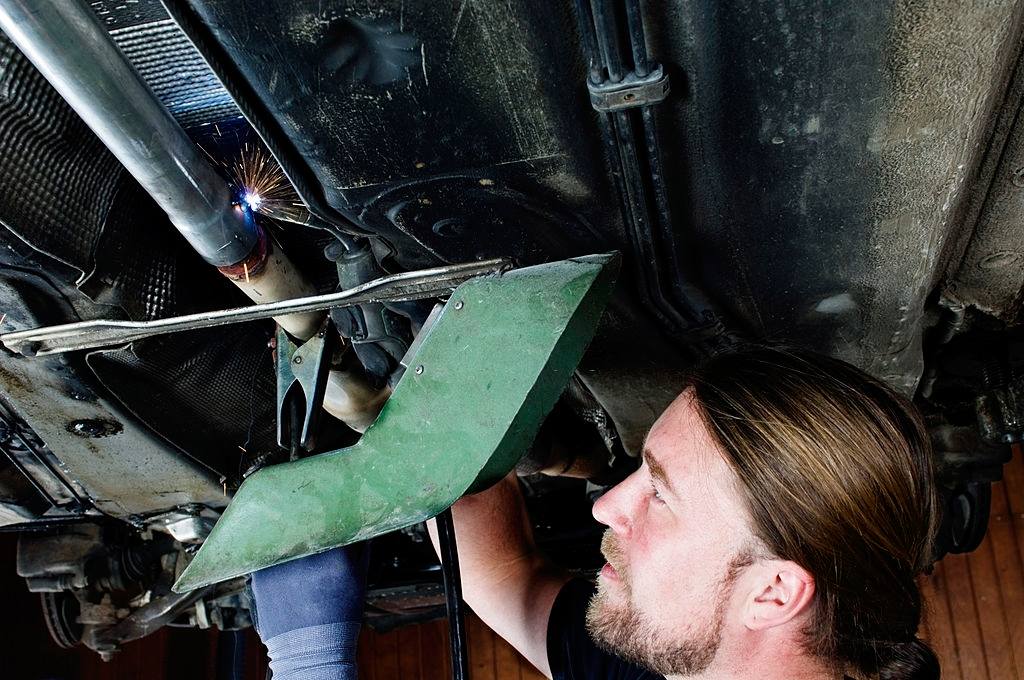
left=293, top=355, right=303, bottom=364
left=415, top=365, right=424, bottom=375
left=454, top=300, right=464, bottom=310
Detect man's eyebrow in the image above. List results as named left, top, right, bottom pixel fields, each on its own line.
left=642, top=448, right=676, bottom=497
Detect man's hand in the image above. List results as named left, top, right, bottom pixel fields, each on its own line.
left=429, top=473, right=570, bottom=678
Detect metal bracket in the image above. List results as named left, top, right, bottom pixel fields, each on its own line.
left=276, top=322, right=334, bottom=453
left=588, top=64, right=669, bottom=112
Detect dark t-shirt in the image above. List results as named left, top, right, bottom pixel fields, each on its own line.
left=546, top=578, right=663, bottom=680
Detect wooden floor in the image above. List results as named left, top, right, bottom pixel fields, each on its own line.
left=919, top=445, right=1024, bottom=680
left=2, top=449, right=1022, bottom=679
left=357, top=611, right=545, bottom=680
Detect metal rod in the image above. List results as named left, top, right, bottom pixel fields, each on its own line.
left=10, top=428, right=87, bottom=508
left=0, top=0, right=257, bottom=267
left=1, top=258, right=511, bottom=356
left=639, top=106, right=716, bottom=326
left=581, top=0, right=712, bottom=339
left=287, top=396, right=302, bottom=462
left=611, top=110, right=691, bottom=331
left=436, top=508, right=470, bottom=680
left=624, top=0, right=650, bottom=77
left=590, top=0, right=625, bottom=82
left=572, top=0, right=604, bottom=84
left=585, top=0, right=668, bottom=321
left=594, top=101, right=688, bottom=333
left=0, top=515, right=103, bottom=533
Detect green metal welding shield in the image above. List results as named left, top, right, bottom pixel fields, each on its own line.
left=173, top=254, right=618, bottom=593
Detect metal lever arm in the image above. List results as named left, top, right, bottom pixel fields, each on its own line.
left=1, top=259, right=510, bottom=357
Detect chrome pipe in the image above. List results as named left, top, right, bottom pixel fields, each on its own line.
left=0, top=0, right=254, bottom=267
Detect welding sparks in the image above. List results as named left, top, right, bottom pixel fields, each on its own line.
left=230, top=142, right=298, bottom=221
left=207, top=138, right=311, bottom=225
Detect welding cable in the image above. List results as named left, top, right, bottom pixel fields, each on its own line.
left=436, top=508, right=470, bottom=680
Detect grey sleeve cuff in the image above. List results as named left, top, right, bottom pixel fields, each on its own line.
left=264, top=621, right=361, bottom=680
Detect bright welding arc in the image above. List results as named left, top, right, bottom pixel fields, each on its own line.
left=211, top=139, right=309, bottom=225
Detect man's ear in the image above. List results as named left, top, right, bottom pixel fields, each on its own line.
left=741, top=560, right=815, bottom=631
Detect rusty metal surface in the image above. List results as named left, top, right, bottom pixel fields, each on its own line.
left=0, top=353, right=227, bottom=517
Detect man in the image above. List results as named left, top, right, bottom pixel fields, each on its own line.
left=252, top=346, right=941, bottom=680
left=440, top=346, right=941, bottom=680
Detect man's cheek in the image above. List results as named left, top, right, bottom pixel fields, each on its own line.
left=631, top=558, right=674, bottom=610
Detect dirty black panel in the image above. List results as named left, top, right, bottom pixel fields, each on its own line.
left=86, top=324, right=279, bottom=479
left=651, top=1, right=886, bottom=347
left=172, top=0, right=1024, bottom=398
left=0, top=33, right=124, bottom=276
left=178, top=0, right=615, bottom=267
left=90, top=0, right=170, bottom=30
left=647, top=0, right=1023, bottom=392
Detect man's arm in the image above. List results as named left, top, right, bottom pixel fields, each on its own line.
left=428, top=472, right=571, bottom=678
left=249, top=544, right=369, bottom=680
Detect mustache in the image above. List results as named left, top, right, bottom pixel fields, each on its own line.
left=600, top=530, right=627, bottom=580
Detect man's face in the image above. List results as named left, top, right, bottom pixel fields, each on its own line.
left=586, top=390, right=758, bottom=675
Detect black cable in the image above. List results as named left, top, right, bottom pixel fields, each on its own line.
left=580, top=0, right=718, bottom=343
left=624, top=0, right=650, bottom=77
left=436, top=508, right=469, bottom=680
left=590, top=0, right=625, bottom=82
left=216, top=629, right=245, bottom=680
left=572, top=0, right=604, bottom=84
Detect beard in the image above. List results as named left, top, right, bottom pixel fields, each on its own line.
left=585, top=531, right=751, bottom=676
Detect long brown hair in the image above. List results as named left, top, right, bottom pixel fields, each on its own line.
left=687, top=346, right=940, bottom=679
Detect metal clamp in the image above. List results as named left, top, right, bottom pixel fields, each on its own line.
left=276, top=322, right=334, bottom=454
left=588, top=64, right=669, bottom=112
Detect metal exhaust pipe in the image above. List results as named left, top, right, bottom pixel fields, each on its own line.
left=0, top=0, right=320, bottom=339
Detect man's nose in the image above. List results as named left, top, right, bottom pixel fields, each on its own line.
left=591, top=471, right=641, bottom=535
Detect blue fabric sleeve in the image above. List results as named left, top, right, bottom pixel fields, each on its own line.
left=249, top=543, right=369, bottom=680
left=263, top=622, right=360, bottom=680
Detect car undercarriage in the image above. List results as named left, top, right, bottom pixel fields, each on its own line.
left=0, top=0, right=1021, bottom=659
